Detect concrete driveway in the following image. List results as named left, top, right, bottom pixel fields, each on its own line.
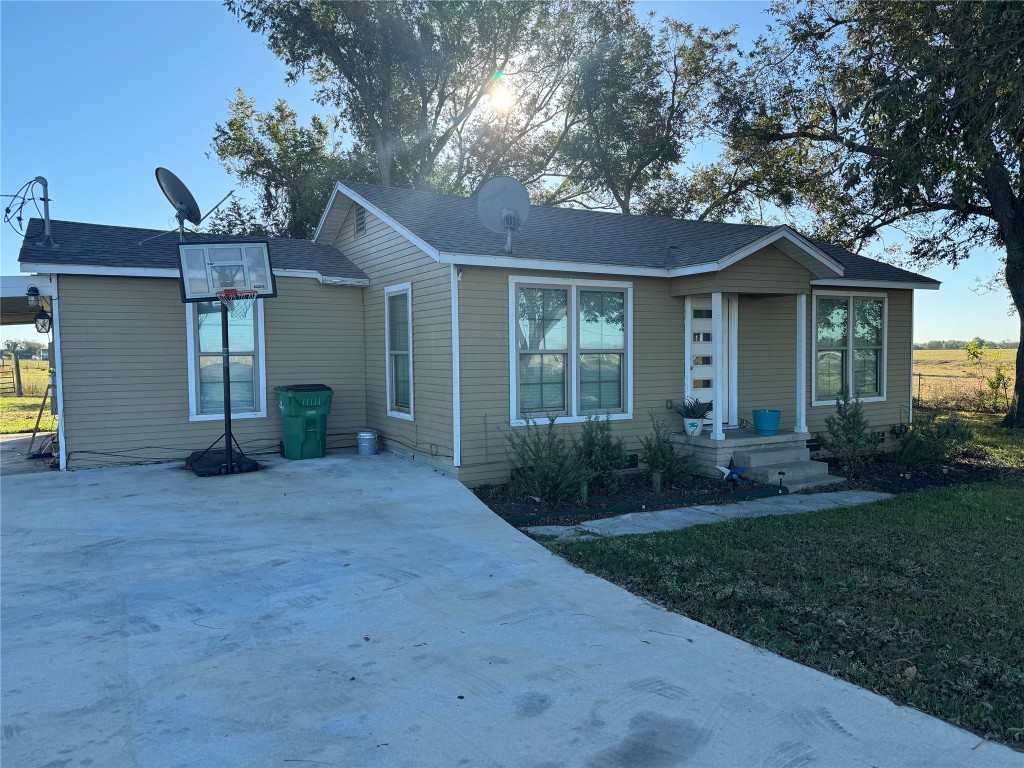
left=2, top=452, right=1019, bottom=767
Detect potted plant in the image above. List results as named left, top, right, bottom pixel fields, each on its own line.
left=674, top=397, right=713, bottom=437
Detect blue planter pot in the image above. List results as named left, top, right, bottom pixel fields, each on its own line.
left=752, top=409, right=781, bottom=436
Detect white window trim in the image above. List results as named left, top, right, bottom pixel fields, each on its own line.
left=185, top=300, right=267, bottom=422
left=508, top=275, right=633, bottom=427
left=385, top=282, right=414, bottom=421
left=811, top=291, right=888, bottom=407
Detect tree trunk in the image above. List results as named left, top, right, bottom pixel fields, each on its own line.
left=1001, top=238, right=1024, bottom=427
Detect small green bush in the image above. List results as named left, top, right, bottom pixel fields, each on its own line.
left=818, top=391, right=876, bottom=478
left=505, top=417, right=589, bottom=504
left=890, top=412, right=973, bottom=467
left=575, top=414, right=627, bottom=492
left=639, top=414, right=696, bottom=490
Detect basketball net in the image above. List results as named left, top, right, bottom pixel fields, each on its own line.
left=216, top=289, right=258, bottom=319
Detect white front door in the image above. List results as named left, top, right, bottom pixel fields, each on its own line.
left=687, top=298, right=731, bottom=423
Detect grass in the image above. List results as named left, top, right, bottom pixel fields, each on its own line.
left=960, top=412, right=1024, bottom=469
left=0, top=360, right=54, bottom=434
left=549, top=481, right=1024, bottom=744
left=914, top=347, right=1017, bottom=376
left=913, top=349, right=1016, bottom=412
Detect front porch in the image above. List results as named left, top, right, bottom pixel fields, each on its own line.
left=672, top=428, right=842, bottom=491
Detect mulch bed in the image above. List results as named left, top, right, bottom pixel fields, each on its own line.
left=476, top=449, right=1019, bottom=528
left=475, top=472, right=779, bottom=528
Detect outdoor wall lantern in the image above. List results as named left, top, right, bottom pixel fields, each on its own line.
left=34, top=308, right=51, bottom=334
left=26, top=284, right=40, bottom=307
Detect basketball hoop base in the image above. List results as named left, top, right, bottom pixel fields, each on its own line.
left=185, top=450, right=261, bottom=477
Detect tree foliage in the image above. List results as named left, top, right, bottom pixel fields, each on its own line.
left=723, top=0, right=1024, bottom=425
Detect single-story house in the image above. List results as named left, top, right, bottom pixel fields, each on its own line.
left=16, top=180, right=939, bottom=485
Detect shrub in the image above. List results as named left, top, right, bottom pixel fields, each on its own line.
left=818, top=391, right=876, bottom=478
left=638, top=414, right=696, bottom=490
left=504, top=417, right=589, bottom=504
left=575, top=414, right=627, bottom=492
left=890, top=412, right=973, bottom=467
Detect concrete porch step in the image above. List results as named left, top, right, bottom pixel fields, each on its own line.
left=734, top=445, right=810, bottom=468
left=744, top=459, right=832, bottom=486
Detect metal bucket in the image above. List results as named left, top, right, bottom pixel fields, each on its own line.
left=357, top=430, right=378, bottom=457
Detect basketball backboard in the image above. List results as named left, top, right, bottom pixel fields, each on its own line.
left=178, top=241, right=277, bottom=303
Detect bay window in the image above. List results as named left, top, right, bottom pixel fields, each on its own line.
left=511, top=278, right=632, bottom=424
left=813, top=293, right=886, bottom=404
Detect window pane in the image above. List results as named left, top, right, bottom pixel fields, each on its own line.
left=854, top=299, right=883, bottom=347
left=183, top=248, right=209, bottom=296
left=579, top=291, right=624, bottom=350
left=854, top=349, right=880, bottom=397
left=517, top=288, right=567, bottom=351
left=198, top=302, right=255, bottom=354
left=388, top=293, right=409, bottom=352
left=199, top=355, right=255, bottom=413
left=244, top=246, right=271, bottom=292
left=519, top=353, right=565, bottom=413
left=580, top=353, right=622, bottom=411
left=816, top=350, right=846, bottom=400
left=817, top=298, right=848, bottom=348
left=391, top=353, right=410, bottom=410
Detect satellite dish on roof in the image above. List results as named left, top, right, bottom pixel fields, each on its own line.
left=476, top=176, right=530, bottom=255
left=155, top=167, right=202, bottom=243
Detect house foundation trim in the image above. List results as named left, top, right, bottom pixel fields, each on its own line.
left=795, top=292, right=809, bottom=434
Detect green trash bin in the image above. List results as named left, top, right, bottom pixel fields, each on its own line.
left=274, top=384, right=334, bottom=460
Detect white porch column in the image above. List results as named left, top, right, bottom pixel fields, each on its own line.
left=711, top=291, right=725, bottom=440
left=683, top=296, right=692, bottom=400
left=795, top=292, right=809, bottom=434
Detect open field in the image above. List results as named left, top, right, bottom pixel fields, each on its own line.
left=548, top=419, right=1024, bottom=745
left=913, top=348, right=1016, bottom=411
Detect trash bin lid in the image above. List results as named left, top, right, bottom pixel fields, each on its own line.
left=274, top=384, right=332, bottom=392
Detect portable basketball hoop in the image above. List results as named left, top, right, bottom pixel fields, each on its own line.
left=216, top=288, right=258, bottom=320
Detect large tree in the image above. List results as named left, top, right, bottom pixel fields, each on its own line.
left=208, top=89, right=369, bottom=239
left=725, top=0, right=1024, bottom=426
left=225, top=0, right=621, bottom=193
left=554, top=18, right=736, bottom=215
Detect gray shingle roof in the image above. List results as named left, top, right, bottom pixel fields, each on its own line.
left=18, top=219, right=367, bottom=283
left=341, top=181, right=938, bottom=286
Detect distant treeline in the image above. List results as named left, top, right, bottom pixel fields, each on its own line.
left=913, top=339, right=1018, bottom=350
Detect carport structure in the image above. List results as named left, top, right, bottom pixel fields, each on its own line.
left=2, top=453, right=1019, bottom=767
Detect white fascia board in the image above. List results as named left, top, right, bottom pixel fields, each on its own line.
left=23, top=263, right=179, bottom=278
left=332, top=182, right=441, bottom=261
left=312, top=184, right=343, bottom=243
left=810, top=279, right=940, bottom=291
left=273, top=268, right=368, bottom=286
left=717, top=227, right=845, bottom=277
left=1, top=273, right=58, bottom=297
left=666, top=262, right=718, bottom=278
left=22, top=262, right=365, bottom=286
left=438, top=251, right=671, bottom=278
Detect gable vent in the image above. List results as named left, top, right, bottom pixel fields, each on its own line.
left=354, top=205, right=366, bottom=236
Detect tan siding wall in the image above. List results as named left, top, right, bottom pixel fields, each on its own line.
left=737, top=295, right=799, bottom=429
left=331, top=207, right=454, bottom=466
left=57, top=275, right=366, bottom=469
left=670, top=246, right=813, bottom=295
left=456, top=267, right=687, bottom=486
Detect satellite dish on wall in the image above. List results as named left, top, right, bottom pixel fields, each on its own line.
left=155, top=168, right=202, bottom=243
left=476, top=176, right=530, bottom=254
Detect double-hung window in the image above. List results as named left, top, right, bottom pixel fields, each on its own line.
left=187, top=300, right=265, bottom=420
left=385, top=284, right=413, bottom=420
left=511, top=278, right=631, bottom=424
left=813, top=293, right=886, bottom=404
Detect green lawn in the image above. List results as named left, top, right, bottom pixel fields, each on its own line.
left=961, top=412, right=1024, bottom=469
left=0, top=396, right=55, bottom=434
left=549, top=440, right=1024, bottom=744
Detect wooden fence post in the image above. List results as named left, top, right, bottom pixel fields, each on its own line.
left=12, top=356, right=23, bottom=397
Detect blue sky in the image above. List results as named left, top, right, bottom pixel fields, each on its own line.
left=1, top=0, right=1015, bottom=344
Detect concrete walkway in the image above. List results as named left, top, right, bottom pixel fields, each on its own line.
left=527, top=490, right=894, bottom=539
left=2, top=455, right=1018, bottom=767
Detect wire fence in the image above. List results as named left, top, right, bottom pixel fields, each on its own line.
left=913, top=371, right=1013, bottom=413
